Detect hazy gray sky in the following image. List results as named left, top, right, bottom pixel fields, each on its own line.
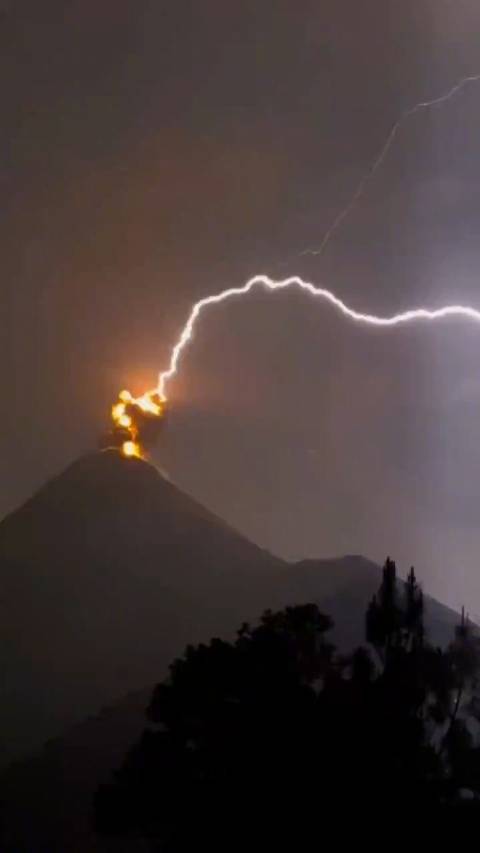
left=2, top=1, right=480, bottom=613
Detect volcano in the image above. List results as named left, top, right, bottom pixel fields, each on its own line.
left=0, top=450, right=463, bottom=850
left=0, top=450, right=460, bottom=768
left=0, top=450, right=286, bottom=766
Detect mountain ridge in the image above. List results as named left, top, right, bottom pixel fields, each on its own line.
left=0, top=450, right=464, bottom=849
left=0, top=451, right=460, bottom=767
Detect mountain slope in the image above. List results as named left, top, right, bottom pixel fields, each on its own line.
left=0, top=451, right=285, bottom=765
left=0, top=451, right=463, bottom=850
left=0, top=556, right=461, bottom=852
left=0, top=451, right=460, bottom=767
left=289, top=555, right=459, bottom=650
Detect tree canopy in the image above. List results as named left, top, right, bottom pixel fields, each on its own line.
left=95, top=559, right=480, bottom=849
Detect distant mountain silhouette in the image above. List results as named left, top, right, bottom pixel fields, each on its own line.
left=0, top=451, right=462, bottom=849
left=289, top=555, right=459, bottom=651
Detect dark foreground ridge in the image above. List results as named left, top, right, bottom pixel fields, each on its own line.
left=0, top=451, right=461, bottom=849
left=0, top=450, right=284, bottom=765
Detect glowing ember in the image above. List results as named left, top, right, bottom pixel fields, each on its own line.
left=117, top=413, right=132, bottom=429
left=112, top=402, right=127, bottom=422
left=122, top=440, right=142, bottom=459
left=133, top=392, right=163, bottom=417
left=110, top=388, right=166, bottom=459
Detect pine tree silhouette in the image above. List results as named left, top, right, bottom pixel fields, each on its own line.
left=96, top=559, right=480, bottom=848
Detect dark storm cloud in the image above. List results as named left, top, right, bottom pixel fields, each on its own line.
left=2, top=1, right=480, bottom=613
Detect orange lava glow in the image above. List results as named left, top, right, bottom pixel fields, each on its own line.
left=122, top=440, right=142, bottom=459
left=110, top=387, right=166, bottom=459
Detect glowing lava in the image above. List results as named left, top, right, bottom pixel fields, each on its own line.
left=110, top=388, right=165, bottom=458
left=122, top=440, right=142, bottom=459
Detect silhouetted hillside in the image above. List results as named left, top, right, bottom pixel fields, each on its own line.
left=0, top=557, right=462, bottom=851
left=0, top=451, right=460, bottom=767
left=0, top=689, right=151, bottom=852
left=0, top=450, right=285, bottom=766
left=0, top=451, right=464, bottom=849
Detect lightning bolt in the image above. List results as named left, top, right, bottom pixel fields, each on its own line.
left=157, top=275, right=480, bottom=400
left=301, top=73, right=480, bottom=258
left=147, top=75, right=480, bottom=403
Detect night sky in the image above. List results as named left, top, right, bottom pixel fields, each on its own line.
left=3, top=1, right=480, bottom=614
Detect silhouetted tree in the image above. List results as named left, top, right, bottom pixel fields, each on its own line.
left=96, top=560, right=480, bottom=849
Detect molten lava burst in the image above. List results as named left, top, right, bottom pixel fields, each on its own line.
left=122, top=440, right=142, bottom=459
left=110, top=388, right=165, bottom=459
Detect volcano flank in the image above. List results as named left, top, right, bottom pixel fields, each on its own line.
left=0, top=450, right=459, bottom=769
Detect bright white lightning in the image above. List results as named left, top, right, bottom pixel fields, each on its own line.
left=155, top=73, right=480, bottom=402
left=301, top=73, right=480, bottom=258
left=157, top=275, right=480, bottom=400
